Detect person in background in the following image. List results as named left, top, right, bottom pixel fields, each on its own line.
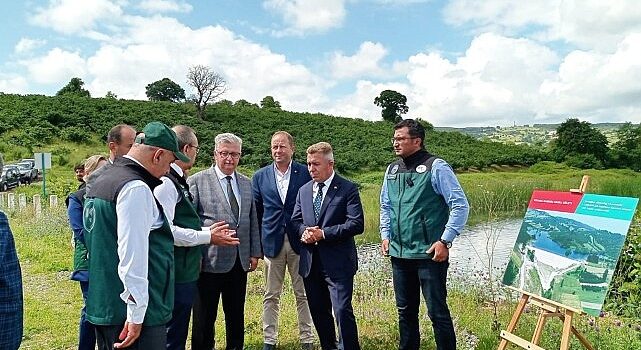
left=66, top=154, right=108, bottom=350
left=84, top=124, right=136, bottom=194
left=74, top=163, right=86, bottom=190
left=0, top=210, right=23, bottom=350
left=380, top=119, right=469, bottom=350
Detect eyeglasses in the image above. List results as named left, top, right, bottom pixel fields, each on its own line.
left=391, top=137, right=417, bottom=144
left=217, top=151, right=241, bottom=159
left=189, top=144, right=200, bottom=154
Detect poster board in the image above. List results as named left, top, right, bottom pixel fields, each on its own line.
left=502, top=190, right=638, bottom=316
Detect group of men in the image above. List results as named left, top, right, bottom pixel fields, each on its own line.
left=77, top=117, right=468, bottom=350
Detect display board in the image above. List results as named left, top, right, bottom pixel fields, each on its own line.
left=502, top=190, right=639, bottom=316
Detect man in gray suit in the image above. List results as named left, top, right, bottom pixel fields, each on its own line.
left=188, top=132, right=262, bottom=350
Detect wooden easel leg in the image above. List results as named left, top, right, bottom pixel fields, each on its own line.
left=531, top=312, right=548, bottom=345
left=558, top=314, right=595, bottom=350
left=559, top=310, right=573, bottom=350
left=498, top=294, right=530, bottom=350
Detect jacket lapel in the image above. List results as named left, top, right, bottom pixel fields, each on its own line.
left=317, top=176, right=340, bottom=224
left=210, top=167, right=235, bottom=220
left=285, top=164, right=303, bottom=202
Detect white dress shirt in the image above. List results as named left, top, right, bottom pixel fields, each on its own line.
left=154, top=163, right=211, bottom=247
left=118, top=155, right=165, bottom=324
left=273, top=161, right=292, bottom=203
left=312, top=171, right=335, bottom=208
left=214, top=165, right=241, bottom=222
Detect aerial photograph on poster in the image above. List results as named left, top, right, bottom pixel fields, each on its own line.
left=502, top=190, right=639, bottom=316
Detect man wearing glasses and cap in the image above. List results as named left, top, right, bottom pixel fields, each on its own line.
left=84, top=121, right=190, bottom=349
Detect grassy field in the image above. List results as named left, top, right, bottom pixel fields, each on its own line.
left=4, top=164, right=641, bottom=349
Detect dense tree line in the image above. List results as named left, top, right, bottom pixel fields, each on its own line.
left=1, top=93, right=549, bottom=172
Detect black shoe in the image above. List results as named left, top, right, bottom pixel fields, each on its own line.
left=301, top=343, right=314, bottom=350
left=263, top=343, right=276, bottom=350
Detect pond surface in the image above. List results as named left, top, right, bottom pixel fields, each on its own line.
left=357, top=219, right=523, bottom=279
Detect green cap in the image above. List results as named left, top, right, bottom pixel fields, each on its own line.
left=136, top=122, right=190, bottom=163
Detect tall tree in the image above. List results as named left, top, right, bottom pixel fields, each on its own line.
left=260, top=96, right=281, bottom=109
left=374, top=90, right=408, bottom=122
left=145, top=78, right=185, bottom=102
left=186, top=65, right=227, bottom=119
left=56, top=77, right=91, bottom=97
left=611, top=122, right=641, bottom=170
left=553, top=118, right=609, bottom=165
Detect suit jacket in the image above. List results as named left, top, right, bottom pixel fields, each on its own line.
left=291, top=174, right=364, bottom=279
left=188, top=166, right=261, bottom=273
left=252, top=161, right=311, bottom=258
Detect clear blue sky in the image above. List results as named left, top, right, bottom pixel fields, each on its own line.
left=1, top=1, right=640, bottom=127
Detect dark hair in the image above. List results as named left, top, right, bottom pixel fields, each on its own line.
left=394, top=119, right=425, bottom=147
left=107, top=124, right=135, bottom=144
left=73, top=163, right=84, bottom=171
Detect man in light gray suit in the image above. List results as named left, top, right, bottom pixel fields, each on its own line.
left=188, top=132, right=262, bottom=350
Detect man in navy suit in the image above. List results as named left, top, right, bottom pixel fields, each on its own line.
left=291, top=142, right=364, bottom=350
left=252, top=131, right=315, bottom=350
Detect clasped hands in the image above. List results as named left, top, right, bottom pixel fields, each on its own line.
left=301, top=226, right=324, bottom=244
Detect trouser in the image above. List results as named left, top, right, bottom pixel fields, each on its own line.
left=95, top=324, right=166, bottom=350
left=263, top=235, right=314, bottom=345
left=303, top=251, right=360, bottom=350
left=191, top=257, right=248, bottom=350
left=391, top=257, right=456, bottom=350
left=78, top=281, right=96, bottom=350
left=166, top=281, right=197, bottom=350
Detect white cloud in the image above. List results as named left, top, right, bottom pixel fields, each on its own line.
left=540, top=32, right=641, bottom=120
left=21, top=48, right=87, bottom=84
left=79, top=15, right=328, bottom=110
left=330, top=41, right=388, bottom=79
left=443, top=0, right=641, bottom=50
left=30, top=0, right=124, bottom=35
left=137, top=0, right=192, bottom=13
left=0, top=76, right=28, bottom=94
left=14, top=38, right=47, bottom=54
left=263, top=0, right=346, bottom=35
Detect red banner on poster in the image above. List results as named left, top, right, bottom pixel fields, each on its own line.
left=527, top=190, right=582, bottom=213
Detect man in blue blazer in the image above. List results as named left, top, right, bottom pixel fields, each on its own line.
left=252, top=131, right=314, bottom=350
left=291, top=142, right=364, bottom=350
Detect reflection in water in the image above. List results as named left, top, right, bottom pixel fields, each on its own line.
left=357, top=219, right=523, bottom=279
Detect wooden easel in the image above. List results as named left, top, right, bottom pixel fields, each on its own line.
left=498, top=175, right=594, bottom=350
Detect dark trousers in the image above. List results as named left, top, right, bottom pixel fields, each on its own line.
left=391, top=257, right=456, bottom=350
left=78, top=281, right=96, bottom=350
left=303, top=252, right=360, bottom=350
left=166, top=281, right=197, bottom=350
left=95, top=324, right=166, bottom=350
left=191, top=258, right=248, bottom=350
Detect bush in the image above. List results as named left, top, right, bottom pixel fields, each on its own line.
left=564, top=153, right=603, bottom=169
left=61, top=127, right=92, bottom=144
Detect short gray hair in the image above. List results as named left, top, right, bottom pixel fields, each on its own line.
left=172, top=125, right=196, bottom=149
left=306, top=142, right=334, bottom=161
left=214, top=133, right=242, bottom=152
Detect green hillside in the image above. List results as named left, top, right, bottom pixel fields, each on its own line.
left=0, top=93, right=546, bottom=171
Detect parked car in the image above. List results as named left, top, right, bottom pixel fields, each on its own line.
left=21, top=158, right=41, bottom=175
left=15, top=162, right=38, bottom=184
left=1, top=166, right=21, bottom=192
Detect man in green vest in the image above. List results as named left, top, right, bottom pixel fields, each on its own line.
left=84, top=121, right=190, bottom=350
left=380, top=119, right=469, bottom=350
left=153, top=125, right=240, bottom=350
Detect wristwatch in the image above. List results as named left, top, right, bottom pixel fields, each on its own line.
left=439, top=239, right=452, bottom=249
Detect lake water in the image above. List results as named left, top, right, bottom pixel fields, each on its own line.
left=357, top=219, right=523, bottom=279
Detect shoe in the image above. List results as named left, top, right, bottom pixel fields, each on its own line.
left=263, top=343, right=276, bottom=350
left=301, top=343, right=314, bottom=350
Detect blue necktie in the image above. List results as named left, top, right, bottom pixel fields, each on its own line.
left=313, top=182, right=325, bottom=221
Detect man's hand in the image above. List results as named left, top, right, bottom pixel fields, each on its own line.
left=114, top=321, right=142, bottom=348
left=381, top=239, right=390, bottom=256
left=249, top=257, right=259, bottom=272
left=426, top=241, right=449, bottom=262
left=301, top=226, right=323, bottom=244
left=209, top=221, right=240, bottom=246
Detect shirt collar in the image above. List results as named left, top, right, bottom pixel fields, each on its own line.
left=170, top=162, right=184, bottom=177
left=214, top=165, right=235, bottom=181
left=314, top=171, right=335, bottom=190
left=273, top=161, right=292, bottom=177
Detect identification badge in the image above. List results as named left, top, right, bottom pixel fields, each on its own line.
left=390, top=164, right=399, bottom=174
left=416, top=165, right=427, bottom=173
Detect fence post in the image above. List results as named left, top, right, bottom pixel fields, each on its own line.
left=18, top=194, right=27, bottom=209
left=49, top=195, right=59, bottom=207
left=33, top=194, right=42, bottom=216
left=7, top=193, right=15, bottom=209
